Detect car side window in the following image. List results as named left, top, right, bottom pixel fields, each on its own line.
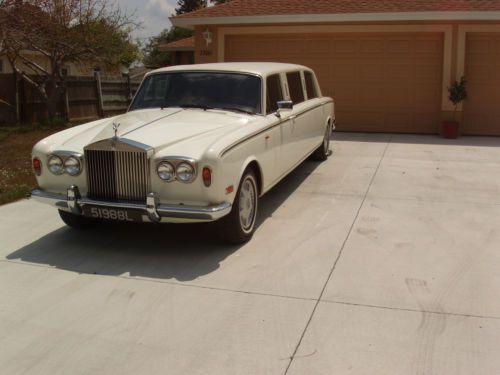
left=266, top=74, right=283, bottom=114
left=286, top=71, right=304, bottom=104
left=304, top=71, right=318, bottom=100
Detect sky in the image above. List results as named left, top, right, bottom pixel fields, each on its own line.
left=120, top=0, right=178, bottom=41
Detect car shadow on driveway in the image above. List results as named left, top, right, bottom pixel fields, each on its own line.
left=6, top=160, right=322, bottom=282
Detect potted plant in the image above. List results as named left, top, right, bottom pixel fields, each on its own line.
left=443, top=77, right=467, bottom=139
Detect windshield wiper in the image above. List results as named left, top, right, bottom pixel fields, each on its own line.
left=178, top=103, right=214, bottom=111
left=214, top=107, right=255, bottom=115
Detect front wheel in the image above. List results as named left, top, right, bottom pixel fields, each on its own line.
left=311, top=122, right=332, bottom=161
left=217, top=170, right=258, bottom=244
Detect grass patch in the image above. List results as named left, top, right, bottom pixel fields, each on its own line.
left=0, top=127, right=14, bottom=143
left=0, top=125, right=67, bottom=205
left=0, top=185, right=32, bottom=205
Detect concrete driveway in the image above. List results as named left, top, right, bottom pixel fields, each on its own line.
left=1, top=133, right=500, bottom=374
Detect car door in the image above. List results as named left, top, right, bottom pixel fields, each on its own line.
left=301, top=70, right=325, bottom=151
left=262, top=73, right=285, bottom=186
left=278, top=71, right=313, bottom=173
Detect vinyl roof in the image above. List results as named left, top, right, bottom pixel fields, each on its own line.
left=148, top=62, right=312, bottom=77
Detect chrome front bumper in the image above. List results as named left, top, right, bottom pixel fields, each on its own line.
left=31, top=186, right=232, bottom=223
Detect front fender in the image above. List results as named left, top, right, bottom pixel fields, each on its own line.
left=220, top=153, right=264, bottom=205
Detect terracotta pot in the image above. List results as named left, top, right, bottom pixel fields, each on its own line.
left=442, top=121, right=459, bottom=139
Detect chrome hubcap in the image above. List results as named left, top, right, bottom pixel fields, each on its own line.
left=239, top=177, right=256, bottom=232
left=323, top=125, right=331, bottom=155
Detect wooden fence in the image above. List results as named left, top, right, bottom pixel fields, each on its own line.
left=0, top=74, right=17, bottom=124
left=0, top=73, right=142, bottom=125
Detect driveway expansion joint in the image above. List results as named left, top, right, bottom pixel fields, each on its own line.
left=284, top=136, right=393, bottom=375
left=365, top=193, right=500, bottom=206
left=0, top=259, right=318, bottom=302
left=321, top=299, right=500, bottom=321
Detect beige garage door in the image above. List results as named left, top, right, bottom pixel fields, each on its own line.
left=226, top=33, right=443, bottom=133
left=463, top=33, right=500, bottom=136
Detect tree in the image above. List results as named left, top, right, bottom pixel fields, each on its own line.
left=0, top=0, right=139, bottom=120
left=174, top=0, right=231, bottom=16
left=175, top=0, right=205, bottom=15
left=143, top=27, right=193, bottom=68
left=143, top=0, right=229, bottom=68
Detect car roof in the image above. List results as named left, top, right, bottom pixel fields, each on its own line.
left=147, top=62, right=313, bottom=77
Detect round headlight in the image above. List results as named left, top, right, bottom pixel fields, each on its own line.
left=64, top=156, right=81, bottom=176
left=176, top=162, right=195, bottom=183
left=48, top=155, right=64, bottom=175
left=157, top=161, right=175, bottom=181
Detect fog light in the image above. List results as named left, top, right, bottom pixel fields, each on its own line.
left=33, top=158, right=42, bottom=176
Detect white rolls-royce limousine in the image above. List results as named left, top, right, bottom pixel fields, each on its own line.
left=31, top=62, right=335, bottom=243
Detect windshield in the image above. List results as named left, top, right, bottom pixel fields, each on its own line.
left=130, top=72, right=262, bottom=115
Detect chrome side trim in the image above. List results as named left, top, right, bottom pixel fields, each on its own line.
left=30, top=188, right=232, bottom=222
left=220, top=98, right=334, bottom=157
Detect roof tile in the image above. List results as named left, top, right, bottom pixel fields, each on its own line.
left=174, top=0, right=500, bottom=19
left=159, top=36, right=195, bottom=50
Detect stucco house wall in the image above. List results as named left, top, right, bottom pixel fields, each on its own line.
left=171, top=1, right=500, bottom=135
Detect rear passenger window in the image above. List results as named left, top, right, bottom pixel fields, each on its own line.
left=304, top=71, right=318, bottom=99
left=266, top=74, right=282, bottom=114
left=286, top=71, right=304, bottom=104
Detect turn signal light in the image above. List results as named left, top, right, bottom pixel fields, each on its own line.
left=202, top=167, right=212, bottom=187
left=33, top=158, right=42, bottom=176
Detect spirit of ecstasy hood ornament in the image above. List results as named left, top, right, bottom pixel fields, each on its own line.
left=112, top=122, right=120, bottom=138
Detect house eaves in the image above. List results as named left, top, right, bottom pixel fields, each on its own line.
left=171, top=11, right=500, bottom=28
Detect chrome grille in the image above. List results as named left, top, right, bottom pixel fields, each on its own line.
left=85, top=140, right=151, bottom=203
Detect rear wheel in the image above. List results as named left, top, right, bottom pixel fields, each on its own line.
left=59, top=210, right=97, bottom=230
left=218, top=170, right=258, bottom=244
left=311, top=123, right=332, bottom=161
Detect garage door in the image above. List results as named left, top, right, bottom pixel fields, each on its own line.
left=463, top=33, right=500, bottom=136
left=226, top=33, right=443, bottom=133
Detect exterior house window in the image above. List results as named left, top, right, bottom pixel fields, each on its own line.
left=304, top=71, right=318, bottom=99
left=286, top=71, right=304, bottom=104
left=266, top=74, right=282, bottom=114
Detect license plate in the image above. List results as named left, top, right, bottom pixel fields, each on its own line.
left=82, top=205, right=144, bottom=222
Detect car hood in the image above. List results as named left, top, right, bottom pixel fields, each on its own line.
left=60, top=108, right=252, bottom=153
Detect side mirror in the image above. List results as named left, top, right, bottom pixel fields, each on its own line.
left=276, top=100, right=293, bottom=118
